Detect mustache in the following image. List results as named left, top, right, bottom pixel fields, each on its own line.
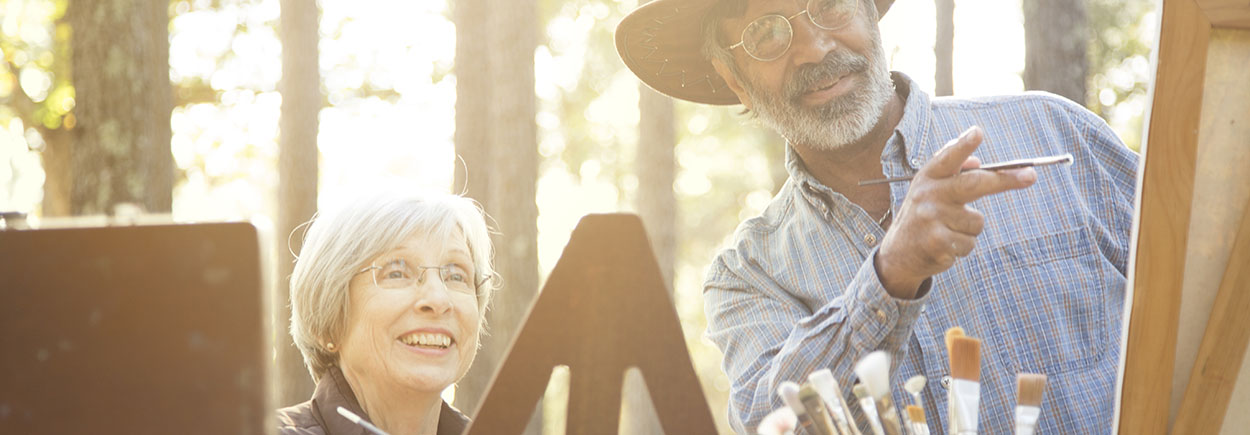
left=785, top=49, right=870, bottom=99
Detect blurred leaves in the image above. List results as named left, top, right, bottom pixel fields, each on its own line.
left=1087, top=0, right=1155, bottom=151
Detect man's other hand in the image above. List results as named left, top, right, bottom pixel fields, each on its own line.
left=875, top=126, right=1038, bottom=299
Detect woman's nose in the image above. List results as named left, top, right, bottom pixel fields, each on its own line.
left=415, top=279, right=454, bottom=314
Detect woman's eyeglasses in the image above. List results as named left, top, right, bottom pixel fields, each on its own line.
left=357, top=258, right=489, bottom=296
left=726, top=0, right=859, bottom=62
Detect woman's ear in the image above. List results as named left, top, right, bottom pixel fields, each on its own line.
left=711, top=58, right=753, bottom=111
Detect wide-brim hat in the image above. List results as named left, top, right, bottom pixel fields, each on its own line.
left=615, top=0, right=894, bottom=105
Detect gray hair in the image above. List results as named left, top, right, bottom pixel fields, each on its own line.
left=701, top=0, right=750, bottom=85
left=287, top=192, right=499, bottom=381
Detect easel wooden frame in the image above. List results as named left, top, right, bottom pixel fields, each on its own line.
left=465, top=214, right=718, bottom=434
left=1116, top=1, right=1250, bottom=433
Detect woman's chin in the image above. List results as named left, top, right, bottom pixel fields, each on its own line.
left=390, top=364, right=462, bottom=393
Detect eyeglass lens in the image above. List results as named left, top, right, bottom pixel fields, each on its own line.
left=740, top=0, right=858, bottom=61
left=374, top=259, right=476, bottom=295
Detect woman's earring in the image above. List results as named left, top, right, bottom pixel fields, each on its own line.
left=326, top=342, right=337, bottom=352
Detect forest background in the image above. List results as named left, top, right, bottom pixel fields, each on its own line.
left=0, top=0, right=1155, bottom=432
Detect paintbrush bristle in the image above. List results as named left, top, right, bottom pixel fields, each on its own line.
left=949, top=336, right=981, bottom=381
left=906, top=405, right=926, bottom=423
left=852, top=383, right=870, bottom=400
left=853, top=350, right=891, bottom=399
left=944, top=326, right=965, bottom=353
left=778, top=381, right=806, bottom=414
left=1016, top=373, right=1048, bottom=407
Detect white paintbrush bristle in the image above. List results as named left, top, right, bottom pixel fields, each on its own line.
left=905, top=375, right=927, bottom=394
left=778, top=381, right=805, bottom=414
left=854, top=350, right=892, bottom=399
left=808, top=369, right=840, bottom=402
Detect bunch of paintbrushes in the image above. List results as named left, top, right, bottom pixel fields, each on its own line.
left=758, top=326, right=1049, bottom=435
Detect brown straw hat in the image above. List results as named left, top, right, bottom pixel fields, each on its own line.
left=615, top=0, right=894, bottom=105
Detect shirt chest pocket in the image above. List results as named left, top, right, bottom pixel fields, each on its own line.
left=971, top=226, right=1112, bottom=375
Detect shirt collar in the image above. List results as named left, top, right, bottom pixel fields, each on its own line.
left=783, top=71, right=935, bottom=186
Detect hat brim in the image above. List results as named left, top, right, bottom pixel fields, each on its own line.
left=615, top=0, right=894, bottom=106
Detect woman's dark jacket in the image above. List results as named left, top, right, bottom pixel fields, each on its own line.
left=276, top=367, right=470, bottom=435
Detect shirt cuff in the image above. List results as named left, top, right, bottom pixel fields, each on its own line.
left=847, top=249, right=931, bottom=352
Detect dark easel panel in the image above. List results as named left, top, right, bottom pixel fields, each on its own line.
left=465, top=214, right=717, bottom=434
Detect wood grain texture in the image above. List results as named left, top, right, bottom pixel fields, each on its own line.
left=1175, top=197, right=1250, bottom=432
left=1118, top=0, right=1211, bottom=433
left=1196, top=0, right=1250, bottom=28
left=465, top=214, right=717, bottom=434
left=1169, top=28, right=1250, bottom=434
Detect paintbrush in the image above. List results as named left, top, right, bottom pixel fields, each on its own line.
left=780, top=381, right=821, bottom=435
left=854, top=351, right=904, bottom=435
left=944, top=327, right=966, bottom=435
left=906, top=405, right=930, bottom=435
left=853, top=383, right=886, bottom=435
left=801, top=383, right=840, bottom=435
left=810, top=369, right=861, bottom=435
left=337, top=407, right=390, bottom=435
left=758, top=406, right=798, bottom=435
left=1015, top=373, right=1048, bottom=435
left=904, top=375, right=926, bottom=421
left=858, top=153, right=1073, bottom=186
left=948, top=336, right=982, bottom=435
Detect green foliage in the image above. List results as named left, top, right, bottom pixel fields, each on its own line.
left=1086, top=0, right=1155, bottom=151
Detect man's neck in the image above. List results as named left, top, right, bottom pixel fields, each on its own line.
left=791, top=92, right=905, bottom=215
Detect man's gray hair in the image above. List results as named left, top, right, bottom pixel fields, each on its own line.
left=287, top=192, right=499, bottom=381
left=701, top=0, right=749, bottom=82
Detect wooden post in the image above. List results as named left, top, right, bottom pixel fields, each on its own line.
left=1118, top=0, right=1250, bottom=433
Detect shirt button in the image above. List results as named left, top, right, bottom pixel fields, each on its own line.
left=941, top=375, right=952, bottom=389
left=911, top=158, right=921, bottom=167
left=875, top=309, right=886, bottom=320
left=864, top=233, right=877, bottom=246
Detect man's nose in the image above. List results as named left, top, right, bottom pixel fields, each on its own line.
left=788, top=14, right=838, bottom=67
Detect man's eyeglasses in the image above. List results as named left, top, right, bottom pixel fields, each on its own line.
left=357, top=258, right=489, bottom=297
left=726, top=0, right=859, bottom=62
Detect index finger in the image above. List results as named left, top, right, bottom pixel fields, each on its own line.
left=922, top=126, right=984, bottom=179
left=943, top=167, right=1038, bottom=204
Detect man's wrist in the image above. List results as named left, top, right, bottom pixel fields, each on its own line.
left=874, top=251, right=925, bottom=299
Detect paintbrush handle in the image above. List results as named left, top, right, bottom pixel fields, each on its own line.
left=857, top=153, right=1073, bottom=186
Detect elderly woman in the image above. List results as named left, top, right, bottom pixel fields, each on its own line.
left=277, top=192, right=497, bottom=435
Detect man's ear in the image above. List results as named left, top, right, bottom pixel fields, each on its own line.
left=711, top=58, right=753, bottom=110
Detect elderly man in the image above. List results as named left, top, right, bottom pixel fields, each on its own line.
left=616, top=0, right=1138, bottom=433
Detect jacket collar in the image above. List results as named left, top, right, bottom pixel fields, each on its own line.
left=309, top=367, right=470, bottom=435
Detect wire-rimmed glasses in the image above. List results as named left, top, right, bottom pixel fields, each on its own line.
left=357, top=258, right=489, bottom=297
left=726, top=0, right=860, bottom=62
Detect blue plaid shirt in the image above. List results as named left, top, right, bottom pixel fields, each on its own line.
left=704, top=73, right=1138, bottom=434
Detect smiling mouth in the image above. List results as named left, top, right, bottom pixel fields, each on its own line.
left=398, top=332, right=454, bottom=350
left=807, top=73, right=847, bottom=95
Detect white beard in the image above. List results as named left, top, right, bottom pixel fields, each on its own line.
left=743, top=31, right=894, bottom=151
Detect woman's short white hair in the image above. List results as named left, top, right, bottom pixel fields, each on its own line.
left=288, top=192, right=499, bottom=381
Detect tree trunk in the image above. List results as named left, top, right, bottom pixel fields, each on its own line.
left=67, top=0, right=172, bottom=215
left=275, top=0, right=320, bottom=407
left=935, top=0, right=955, bottom=96
left=453, top=0, right=541, bottom=432
left=1022, top=0, right=1088, bottom=104
left=621, top=84, right=677, bottom=434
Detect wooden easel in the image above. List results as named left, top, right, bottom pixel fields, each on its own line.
left=465, top=214, right=718, bottom=434
left=1117, top=1, right=1250, bottom=433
